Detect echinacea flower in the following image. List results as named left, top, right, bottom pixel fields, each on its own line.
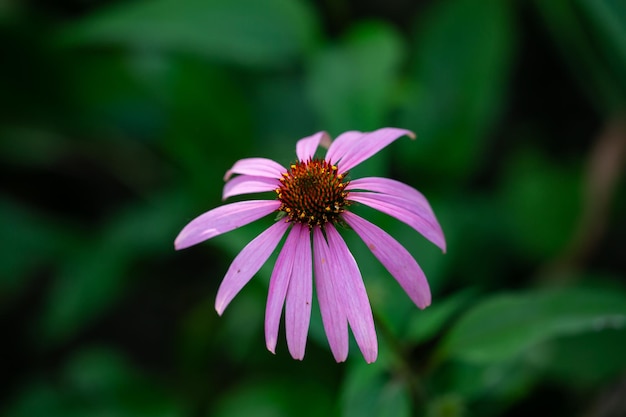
left=175, top=127, right=445, bottom=363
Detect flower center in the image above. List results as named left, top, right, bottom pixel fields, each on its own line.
left=275, top=159, right=350, bottom=228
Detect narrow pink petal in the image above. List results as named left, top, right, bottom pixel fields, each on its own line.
left=325, top=225, right=378, bottom=363
left=215, top=220, right=290, bottom=315
left=347, top=177, right=433, bottom=214
left=224, top=157, right=286, bottom=181
left=174, top=200, right=281, bottom=250
left=222, top=175, right=280, bottom=200
left=343, top=212, right=431, bottom=309
left=336, top=127, right=415, bottom=172
left=285, top=224, right=312, bottom=360
left=313, top=227, right=349, bottom=362
left=348, top=192, right=446, bottom=252
left=296, top=131, right=331, bottom=162
left=265, top=224, right=301, bottom=354
left=325, top=131, right=364, bottom=165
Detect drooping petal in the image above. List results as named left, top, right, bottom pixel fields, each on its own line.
left=348, top=192, right=446, bottom=252
left=324, top=225, right=378, bottom=363
left=265, top=223, right=301, bottom=354
left=285, top=224, right=312, bottom=360
left=347, top=178, right=445, bottom=251
left=347, top=176, right=433, bottom=214
left=325, top=131, right=364, bottom=165
left=215, top=220, right=290, bottom=315
left=313, top=227, right=349, bottom=362
left=336, top=127, right=415, bottom=172
left=224, top=157, right=286, bottom=181
left=174, top=200, right=281, bottom=250
left=343, top=212, right=431, bottom=309
left=223, top=175, right=280, bottom=200
left=296, top=131, right=331, bottom=162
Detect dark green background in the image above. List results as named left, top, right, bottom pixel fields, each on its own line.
left=2, top=0, right=626, bottom=416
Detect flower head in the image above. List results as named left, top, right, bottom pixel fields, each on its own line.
left=175, top=128, right=445, bottom=363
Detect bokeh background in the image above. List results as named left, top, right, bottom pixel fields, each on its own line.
left=2, top=0, right=626, bottom=416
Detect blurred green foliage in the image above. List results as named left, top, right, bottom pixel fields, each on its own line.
left=1, top=0, right=625, bottom=416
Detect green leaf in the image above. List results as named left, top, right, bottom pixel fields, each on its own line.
left=431, top=193, right=509, bottom=289
left=0, top=197, right=76, bottom=297
left=533, top=0, right=626, bottom=111
left=404, top=289, right=476, bottom=344
left=499, top=147, right=582, bottom=259
left=341, top=361, right=411, bottom=417
left=578, top=0, right=626, bottom=106
left=38, top=192, right=188, bottom=345
left=580, top=0, right=626, bottom=71
left=0, top=128, right=70, bottom=167
left=542, top=328, right=626, bottom=388
left=441, top=286, right=626, bottom=363
left=398, top=0, right=514, bottom=178
left=307, top=21, right=404, bottom=133
left=431, top=360, right=537, bottom=413
left=424, top=394, right=466, bottom=417
left=58, top=0, right=318, bottom=68
left=5, top=347, right=183, bottom=417
left=159, top=60, right=254, bottom=197
left=251, top=75, right=318, bottom=161
left=212, top=378, right=334, bottom=417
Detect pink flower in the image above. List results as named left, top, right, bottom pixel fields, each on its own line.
left=175, top=128, right=446, bottom=363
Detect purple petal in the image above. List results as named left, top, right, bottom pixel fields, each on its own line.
left=343, top=212, right=431, bottom=309
left=347, top=177, right=433, bottom=214
left=296, top=131, right=331, bottom=162
left=336, top=127, right=415, bottom=172
left=285, top=224, right=312, bottom=360
left=222, top=175, right=280, bottom=200
left=325, top=131, right=364, bottom=166
left=324, top=225, right=378, bottom=363
left=224, top=157, right=286, bottom=181
left=174, top=200, right=281, bottom=250
left=348, top=192, right=446, bottom=252
left=215, top=220, right=290, bottom=315
left=265, top=224, right=301, bottom=354
left=313, top=227, right=349, bottom=362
